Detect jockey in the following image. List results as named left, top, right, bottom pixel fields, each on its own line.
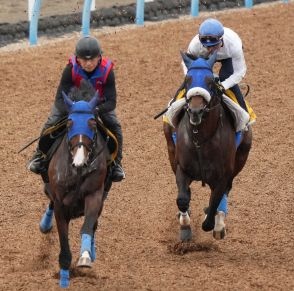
left=27, top=36, right=125, bottom=182
left=182, top=18, right=256, bottom=125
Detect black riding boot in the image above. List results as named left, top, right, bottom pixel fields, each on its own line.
left=230, top=85, right=248, bottom=112
left=27, top=105, right=66, bottom=175
left=100, top=111, right=125, bottom=182
left=111, top=132, right=125, bottom=182
left=111, top=160, right=125, bottom=182
left=27, top=148, right=47, bottom=174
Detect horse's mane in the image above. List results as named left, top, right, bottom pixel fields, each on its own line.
left=68, top=79, right=96, bottom=102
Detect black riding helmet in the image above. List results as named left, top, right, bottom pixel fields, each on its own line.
left=75, top=36, right=102, bottom=60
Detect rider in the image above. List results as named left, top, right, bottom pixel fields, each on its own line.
left=182, top=18, right=256, bottom=125
left=27, top=36, right=125, bottom=182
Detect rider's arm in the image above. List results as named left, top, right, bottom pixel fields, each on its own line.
left=220, top=29, right=247, bottom=90
left=95, top=69, right=117, bottom=114
left=221, top=49, right=247, bottom=90
left=54, top=64, right=74, bottom=113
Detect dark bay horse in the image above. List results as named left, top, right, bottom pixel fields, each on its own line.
left=163, top=53, right=252, bottom=241
left=39, top=85, right=112, bottom=288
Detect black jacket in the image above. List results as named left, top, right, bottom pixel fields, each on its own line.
left=54, top=63, right=117, bottom=114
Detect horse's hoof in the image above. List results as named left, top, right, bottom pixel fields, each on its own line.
left=213, top=227, right=226, bottom=240
left=180, top=225, right=192, bottom=241
left=39, top=224, right=52, bottom=234
left=77, top=253, right=92, bottom=268
left=202, top=219, right=214, bottom=232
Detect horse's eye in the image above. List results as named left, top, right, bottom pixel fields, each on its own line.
left=88, top=119, right=97, bottom=130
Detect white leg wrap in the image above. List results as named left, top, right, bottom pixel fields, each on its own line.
left=179, top=211, right=191, bottom=226
left=214, top=211, right=226, bottom=232
left=81, top=251, right=91, bottom=259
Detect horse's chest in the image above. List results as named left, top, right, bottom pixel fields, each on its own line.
left=179, top=145, right=221, bottom=179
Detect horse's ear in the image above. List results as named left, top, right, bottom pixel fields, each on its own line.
left=88, top=91, right=99, bottom=110
left=62, top=91, right=74, bottom=110
left=206, top=52, right=217, bottom=69
left=185, top=75, right=192, bottom=88
left=180, top=51, right=194, bottom=70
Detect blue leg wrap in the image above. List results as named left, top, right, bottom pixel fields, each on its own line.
left=217, top=193, right=228, bottom=215
left=172, top=132, right=177, bottom=144
left=91, top=235, right=96, bottom=262
left=235, top=131, right=242, bottom=148
left=80, top=234, right=92, bottom=256
left=59, top=269, right=70, bottom=288
left=40, top=206, right=53, bottom=232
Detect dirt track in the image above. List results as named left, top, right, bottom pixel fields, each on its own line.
left=0, top=2, right=293, bottom=290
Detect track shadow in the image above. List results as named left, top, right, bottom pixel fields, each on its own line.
left=30, top=230, right=56, bottom=271
left=168, top=240, right=219, bottom=255
left=53, top=267, right=98, bottom=280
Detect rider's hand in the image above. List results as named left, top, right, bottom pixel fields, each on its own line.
left=94, top=106, right=101, bottom=116
left=216, top=82, right=226, bottom=94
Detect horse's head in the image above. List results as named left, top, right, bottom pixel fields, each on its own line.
left=62, top=91, right=99, bottom=168
left=181, top=52, right=218, bottom=126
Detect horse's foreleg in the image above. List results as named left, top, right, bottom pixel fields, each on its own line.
left=54, top=202, right=71, bottom=288
left=176, top=165, right=192, bottom=241
left=163, top=122, right=177, bottom=175
left=78, top=187, right=104, bottom=267
left=202, top=181, right=228, bottom=232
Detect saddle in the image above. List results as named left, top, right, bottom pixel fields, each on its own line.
left=163, top=87, right=256, bottom=131
left=40, top=118, right=118, bottom=176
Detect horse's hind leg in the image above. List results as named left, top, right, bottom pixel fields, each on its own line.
left=234, top=128, right=252, bottom=176
left=163, top=122, right=177, bottom=175
left=176, top=166, right=192, bottom=241
left=39, top=200, right=54, bottom=233
left=213, top=193, right=228, bottom=240
left=54, top=203, right=72, bottom=288
left=202, top=180, right=229, bottom=232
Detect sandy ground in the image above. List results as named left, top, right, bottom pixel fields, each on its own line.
left=0, top=0, right=135, bottom=23
left=0, top=2, right=293, bottom=290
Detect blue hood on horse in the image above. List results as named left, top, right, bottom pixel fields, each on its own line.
left=62, top=91, right=99, bottom=140
left=181, top=52, right=217, bottom=102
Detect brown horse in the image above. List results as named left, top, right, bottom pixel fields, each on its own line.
left=163, top=53, right=252, bottom=241
left=39, top=86, right=112, bottom=287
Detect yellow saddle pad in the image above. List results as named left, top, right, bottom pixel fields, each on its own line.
left=163, top=87, right=256, bottom=125
left=96, top=121, right=118, bottom=163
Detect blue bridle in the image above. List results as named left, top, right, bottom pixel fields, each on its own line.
left=67, top=101, right=96, bottom=141
left=62, top=91, right=99, bottom=142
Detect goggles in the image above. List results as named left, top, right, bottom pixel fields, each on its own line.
left=199, top=35, right=222, bottom=47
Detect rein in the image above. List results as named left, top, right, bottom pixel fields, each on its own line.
left=187, top=93, right=223, bottom=186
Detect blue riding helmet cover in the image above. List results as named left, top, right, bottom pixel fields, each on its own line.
left=186, top=58, right=214, bottom=95
left=67, top=101, right=95, bottom=141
